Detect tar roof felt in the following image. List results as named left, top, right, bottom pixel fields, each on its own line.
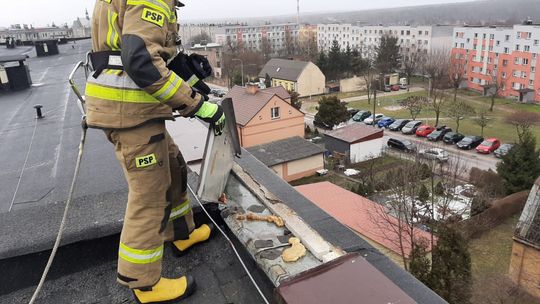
left=295, top=182, right=434, bottom=257
left=258, top=58, right=309, bottom=81
left=225, top=85, right=289, bottom=126
left=325, top=123, right=384, bottom=144
left=246, top=136, right=325, bottom=166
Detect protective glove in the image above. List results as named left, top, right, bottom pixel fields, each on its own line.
left=194, top=101, right=226, bottom=135
left=167, top=53, right=213, bottom=95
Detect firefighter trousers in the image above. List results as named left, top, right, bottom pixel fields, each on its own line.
left=105, top=121, right=195, bottom=289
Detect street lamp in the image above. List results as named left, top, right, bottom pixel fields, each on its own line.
left=232, top=58, right=244, bottom=86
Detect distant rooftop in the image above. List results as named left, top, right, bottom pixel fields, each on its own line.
left=295, top=182, right=434, bottom=257
left=325, top=123, right=384, bottom=144
left=247, top=136, right=325, bottom=167
left=225, top=85, right=291, bottom=126
left=258, top=58, right=310, bottom=82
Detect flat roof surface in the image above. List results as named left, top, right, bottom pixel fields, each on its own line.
left=325, top=123, right=384, bottom=144
left=0, top=54, right=27, bottom=63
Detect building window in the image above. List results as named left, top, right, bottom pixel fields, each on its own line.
left=516, top=44, right=520, bottom=51
left=271, top=107, right=280, bottom=119
left=523, top=58, right=529, bottom=65
left=524, top=45, right=531, bottom=52
left=534, top=40, right=539, bottom=46
left=505, top=35, right=510, bottom=41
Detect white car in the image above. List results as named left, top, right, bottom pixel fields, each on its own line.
left=419, top=148, right=450, bottom=162
left=363, top=113, right=384, bottom=125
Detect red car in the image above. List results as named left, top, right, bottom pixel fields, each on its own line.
left=476, top=138, right=501, bottom=154
left=415, top=125, right=436, bottom=137
left=391, top=85, right=400, bottom=91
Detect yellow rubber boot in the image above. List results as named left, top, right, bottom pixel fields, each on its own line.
left=133, top=276, right=196, bottom=304
left=172, top=223, right=214, bottom=256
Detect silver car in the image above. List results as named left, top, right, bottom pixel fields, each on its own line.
left=419, top=148, right=449, bottom=162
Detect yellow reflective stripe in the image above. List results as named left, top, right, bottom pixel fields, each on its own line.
left=127, top=0, right=173, bottom=21
left=187, top=75, right=199, bottom=87
left=106, top=10, right=120, bottom=51
left=170, top=199, right=191, bottom=221
left=119, top=243, right=163, bottom=264
left=152, top=73, right=183, bottom=102
left=86, top=83, right=159, bottom=103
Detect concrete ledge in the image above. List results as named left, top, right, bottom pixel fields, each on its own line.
left=0, top=189, right=128, bottom=260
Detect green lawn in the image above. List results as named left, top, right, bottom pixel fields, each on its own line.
left=348, top=91, right=433, bottom=118
left=469, top=214, right=518, bottom=278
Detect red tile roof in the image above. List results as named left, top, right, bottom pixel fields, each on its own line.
left=295, top=182, right=433, bottom=257
left=225, top=85, right=290, bottom=126
left=325, top=124, right=384, bottom=144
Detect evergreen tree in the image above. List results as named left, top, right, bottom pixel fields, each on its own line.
left=327, top=40, right=343, bottom=80
left=409, top=241, right=432, bottom=286
left=429, top=225, right=472, bottom=304
left=375, top=35, right=401, bottom=74
left=418, top=184, right=430, bottom=203
left=434, top=181, right=445, bottom=196
left=351, top=48, right=367, bottom=76
left=264, top=73, right=272, bottom=88
left=314, top=96, right=349, bottom=129
left=316, top=52, right=329, bottom=79
left=344, top=45, right=353, bottom=77
left=288, top=90, right=302, bottom=111
left=497, top=129, right=540, bottom=194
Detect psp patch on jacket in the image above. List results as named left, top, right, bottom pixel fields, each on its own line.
left=141, top=8, right=165, bottom=27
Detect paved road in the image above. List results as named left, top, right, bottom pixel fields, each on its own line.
left=340, top=86, right=424, bottom=103
left=0, top=40, right=126, bottom=213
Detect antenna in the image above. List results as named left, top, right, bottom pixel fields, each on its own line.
left=297, top=0, right=300, bottom=25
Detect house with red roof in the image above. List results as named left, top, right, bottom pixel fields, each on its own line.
left=226, top=84, right=305, bottom=147
left=295, top=181, right=434, bottom=265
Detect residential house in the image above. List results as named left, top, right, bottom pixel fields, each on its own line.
left=72, top=11, right=92, bottom=39
left=295, top=181, right=434, bottom=264
left=225, top=84, right=304, bottom=147
left=258, top=58, right=325, bottom=97
left=324, top=124, right=384, bottom=163
left=509, top=176, right=540, bottom=298
left=247, top=136, right=325, bottom=182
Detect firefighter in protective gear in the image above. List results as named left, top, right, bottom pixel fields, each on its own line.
left=86, top=0, right=224, bottom=302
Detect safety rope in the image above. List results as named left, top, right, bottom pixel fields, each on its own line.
left=28, top=124, right=87, bottom=304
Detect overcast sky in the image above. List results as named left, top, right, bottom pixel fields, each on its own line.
left=2, top=0, right=475, bottom=27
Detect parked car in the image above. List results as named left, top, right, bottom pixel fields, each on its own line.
left=416, top=125, right=436, bottom=137
left=212, top=89, right=226, bottom=97
left=364, top=113, right=385, bottom=125
left=401, top=120, right=423, bottom=135
left=419, top=148, right=450, bottom=162
left=387, top=138, right=417, bottom=152
left=494, top=143, right=514, bottom=158
left=400, top=84, right=408, bottom=90
left=352, top=110, right=372, bottom=122
left=377, top=117, right=396, bottom=128
left=347, top=108, right=360, bottom=118
left=383, top=85, right=392, bottom=92
left=476, top=138, right=501, bottom=154
left=427, top=127, right=452, bottom=142
left=388, top=119, right=410, bottom=131
left=457, top=136, right=484, bottom=150
left=443, top=132, right=465, bottom=144
left=391, top=84, right=400, bottom=91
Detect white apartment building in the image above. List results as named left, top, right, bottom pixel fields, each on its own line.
left=179, top=23, right=218, bottom=46
left=0, top=25, right=72, bottom=44
left=214, top=23, right=300, bottom=54
left=317, top=24, right=453, bottom=60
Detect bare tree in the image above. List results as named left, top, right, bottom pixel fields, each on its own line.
left=505, top=111, right=540, bottom=142
left=446, top=99, right=475, bottom=133
left=474, top=109, right=491, bottom=137
left=363, top=61, right=377, bottom=105
left=424, top=48, right=451, bottom=126
left=401, top=96, right=428, bottom=120
left=449, top=51, right=467, bottom=103
left=487, top=72, right=506, bottom=112
left=402, top=49, right=424, bottom=86
left=261, top=36, right=272, bottom=61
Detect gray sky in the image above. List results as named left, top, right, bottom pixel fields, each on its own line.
left=2, top=0, right=475, bottom=27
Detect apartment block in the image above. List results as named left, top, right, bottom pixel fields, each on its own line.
left=0, top=25, right=72, bottom=44
left=452, top=21, right=540, bottom=103
left=317, top=24, right=453, bottom=60
left=214, top=23, right=299, bottom=54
